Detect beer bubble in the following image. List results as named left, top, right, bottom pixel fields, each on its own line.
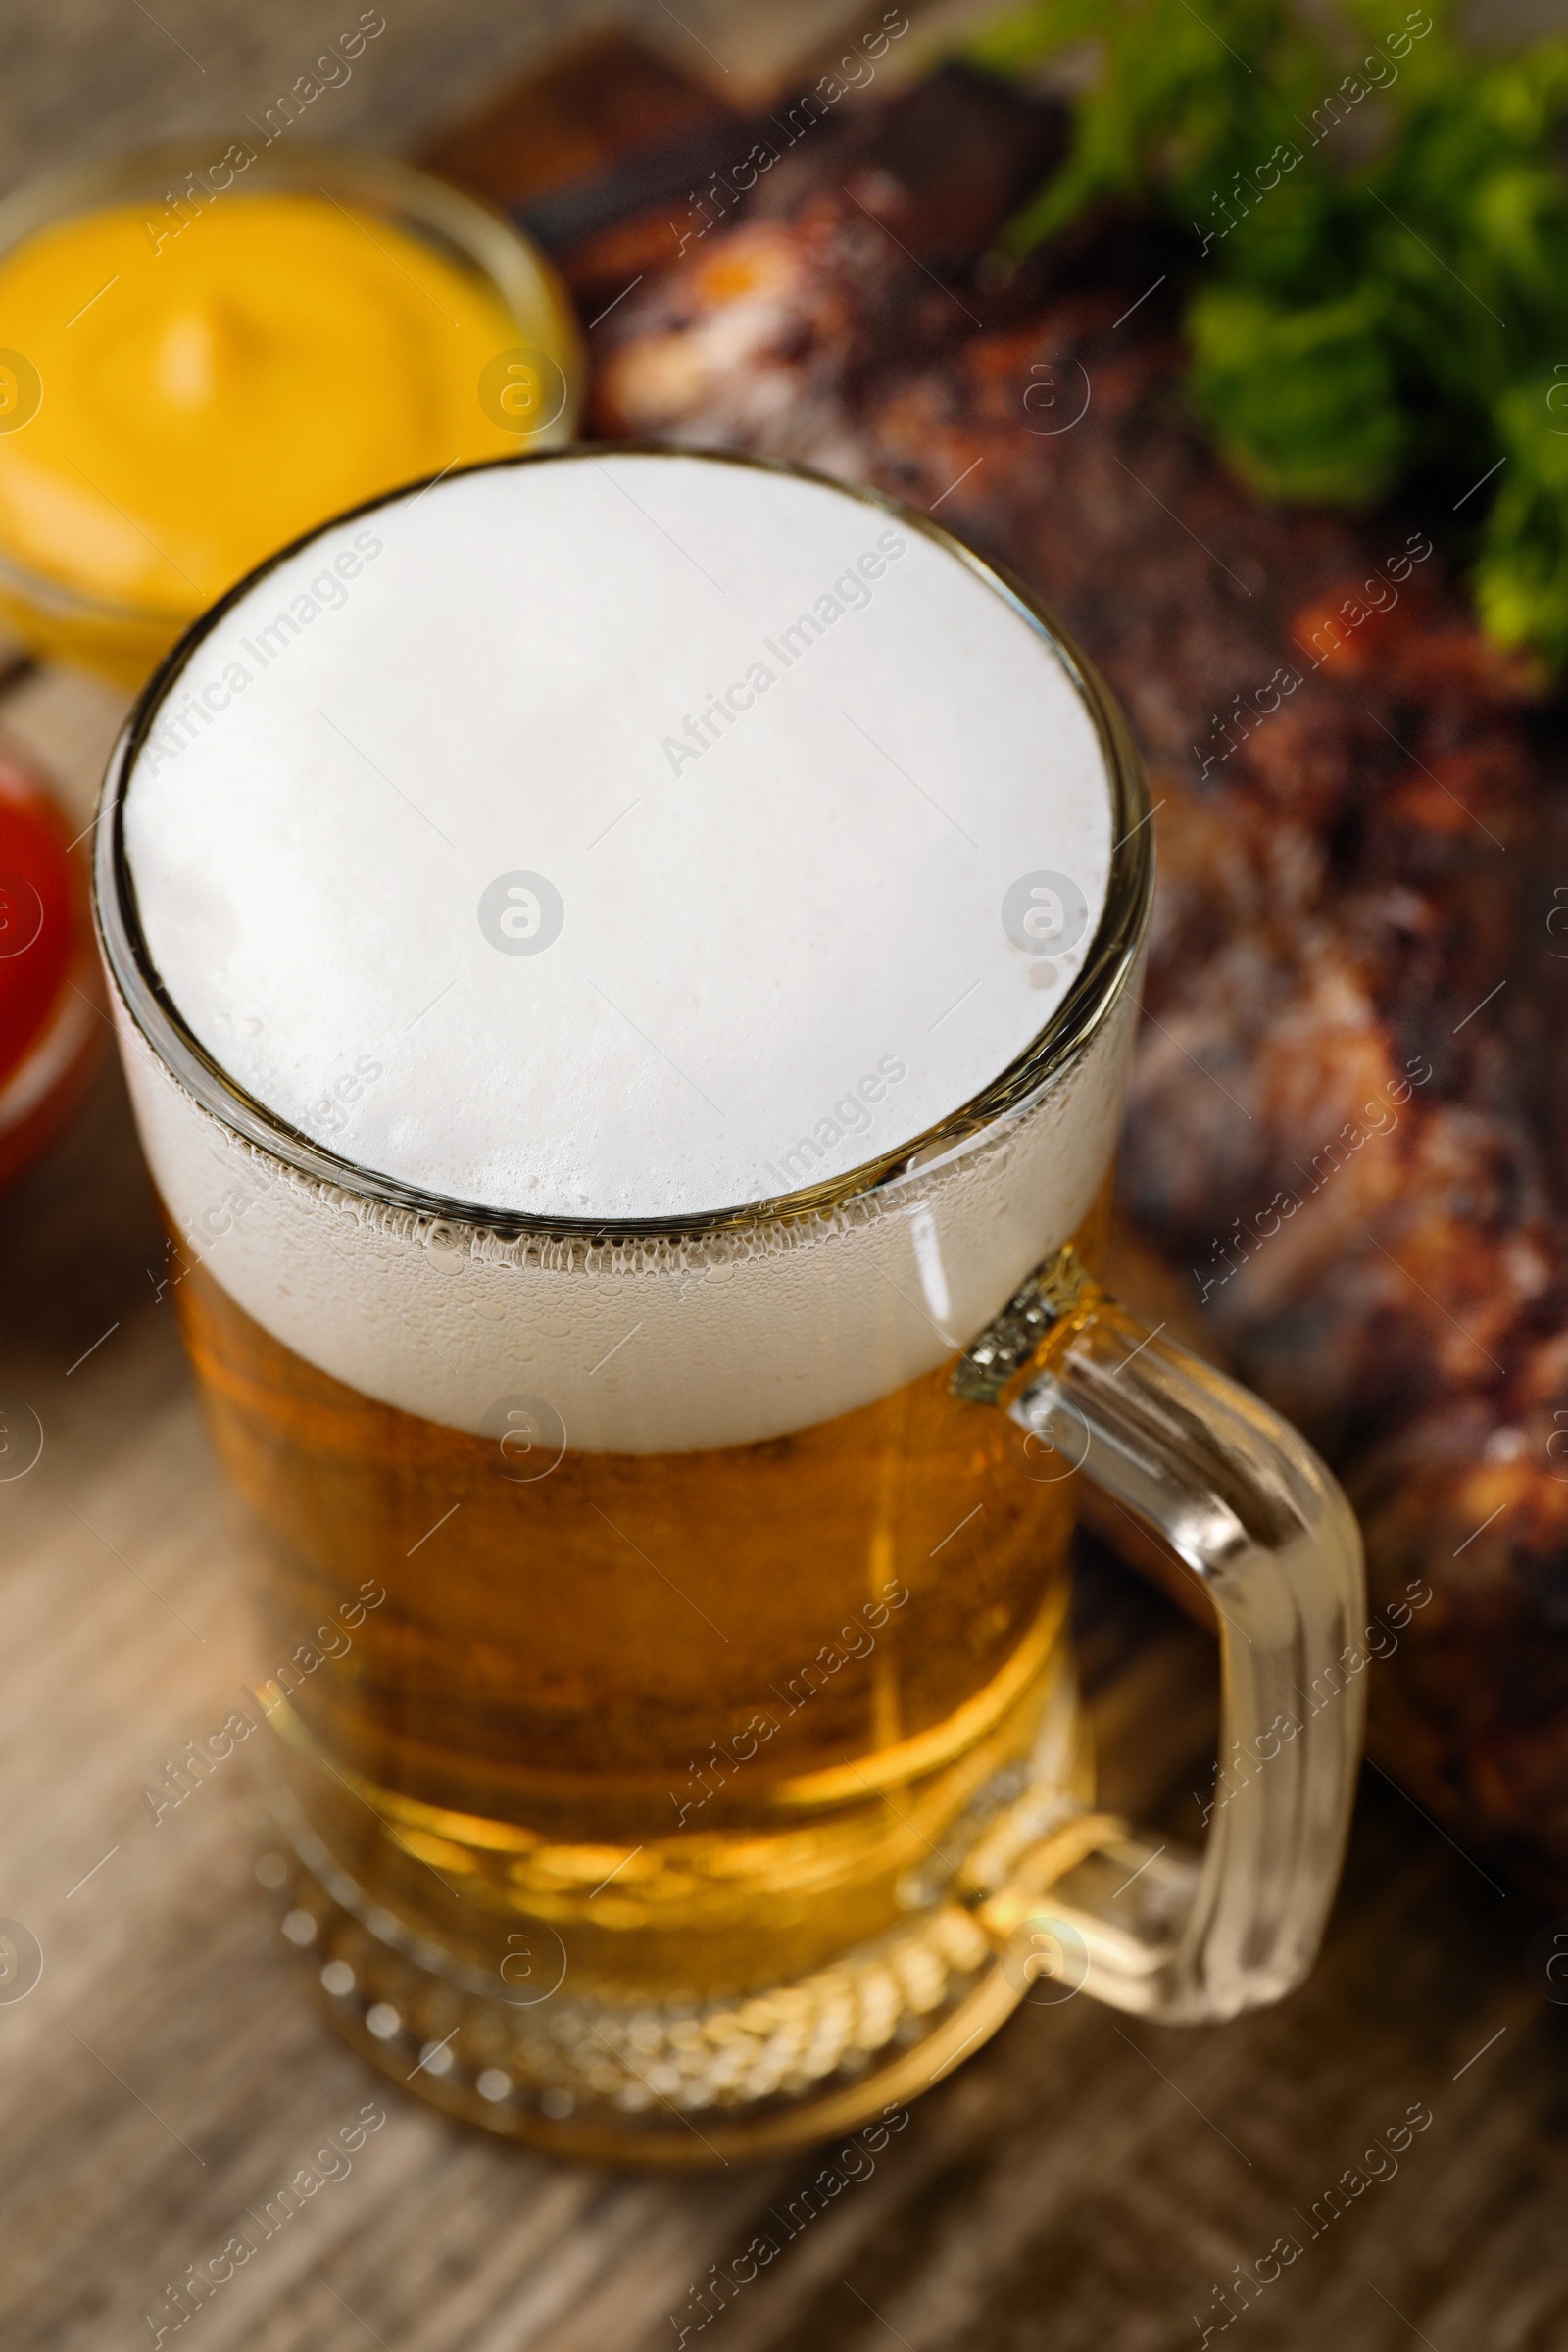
left=478, top=345, right=569, bottom=437
left=1002, top=1909, right=1087, bottom=2005
left=0, top=873, right=44, bottom=958
left=0, top=1401, right=43, bottom=1482
left=482, top=1392, right=567, bottom=1482
left=0, top=1918, right=43, bottom=2003
left=477, top=870, right=565, bottom=957
left=424, top=1219, right=466, bottom=1275
left=0, top=351, right=42, bottom=435
left=1002, top=870, right=1089, bottom=957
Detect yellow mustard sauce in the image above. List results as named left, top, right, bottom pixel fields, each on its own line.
left=0, top=191, right=571, bottom=680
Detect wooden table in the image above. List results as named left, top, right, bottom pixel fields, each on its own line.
left=1, top=7, right=1564, bottom=2346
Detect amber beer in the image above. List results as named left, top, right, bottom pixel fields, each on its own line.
left=176, top=1222, right=1097, bottom=2003
left=100, top=445, right=1223, bottom=2159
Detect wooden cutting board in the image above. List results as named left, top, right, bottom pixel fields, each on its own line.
left=0, top=20, right=1559, bottom=2352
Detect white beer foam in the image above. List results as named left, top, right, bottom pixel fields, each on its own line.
left=122, top=456, right=1111, bottom=1221
left=115, top=990, right=1137, bottom=1453
left=113, top=454, right=1133, bottom=1450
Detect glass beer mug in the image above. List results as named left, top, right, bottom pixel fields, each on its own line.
left=94, top=449, right=1364, bottom=2163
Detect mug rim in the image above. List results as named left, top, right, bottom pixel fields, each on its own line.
left=94, top=442, right=1154, bottom=1243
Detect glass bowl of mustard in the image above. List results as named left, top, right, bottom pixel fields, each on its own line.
left=0, top=144, right=584, bottom=688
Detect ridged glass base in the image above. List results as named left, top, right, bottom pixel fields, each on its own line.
left=246, top=1639, right=1102, bottom=2163
left=258, top=1809, right=1050, bottom=2165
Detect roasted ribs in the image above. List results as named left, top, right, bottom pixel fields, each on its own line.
left=584, top=66, right=1568, bottom=1901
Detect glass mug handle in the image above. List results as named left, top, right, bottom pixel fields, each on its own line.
left=952, top=1246, right=1365, bottom=2025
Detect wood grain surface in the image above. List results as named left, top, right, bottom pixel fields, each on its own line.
left=1, top=7, right=1565, bottom=2348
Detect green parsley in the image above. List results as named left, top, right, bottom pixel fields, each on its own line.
left=971, top=0, right=1568, bottom=667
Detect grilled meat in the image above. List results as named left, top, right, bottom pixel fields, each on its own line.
left=590, top=72, right=1568, bottom=1899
